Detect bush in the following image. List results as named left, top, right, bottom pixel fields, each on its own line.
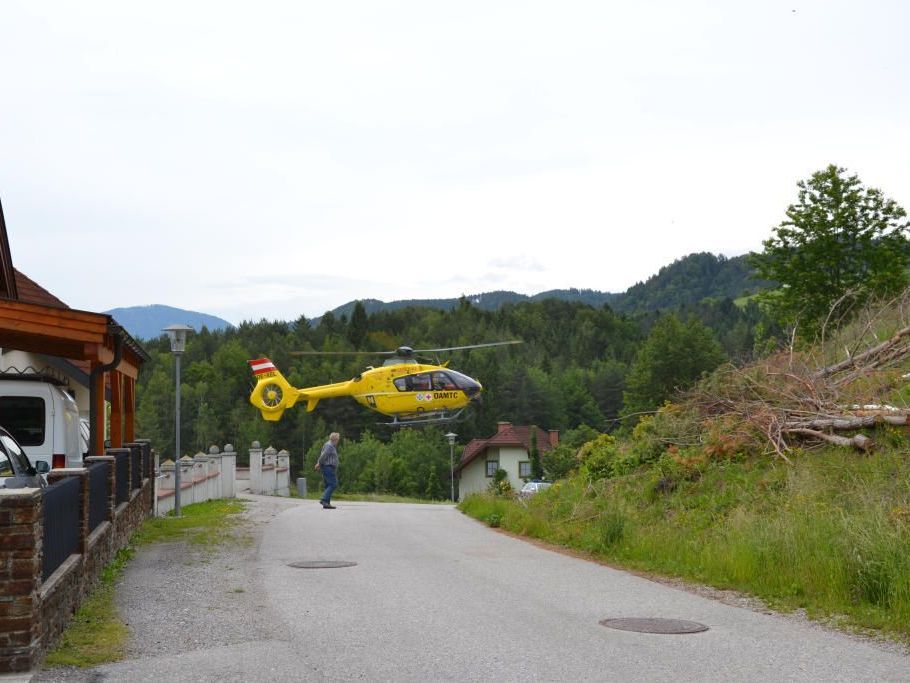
left=542, top=443, right=580, bottom=480
left=578, top=434, right=640, bottom=482
left=488, top=468, right=514, bottom=497
left=629, top=403, right=702, bottom=465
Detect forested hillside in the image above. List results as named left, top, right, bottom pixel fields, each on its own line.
left=611, top=253, right=771, bottom=314
left=324, top=252, right=764, bottom=321
left=136, top=295, right=778, bottom=474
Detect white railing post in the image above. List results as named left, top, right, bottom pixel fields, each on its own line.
left=222, top=444, right=236, bottom=498
left=250, top=441, right=263, bottom=494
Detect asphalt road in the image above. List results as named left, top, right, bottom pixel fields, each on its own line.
left=29, top=496, right=910, bottom=682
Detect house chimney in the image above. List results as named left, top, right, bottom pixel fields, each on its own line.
left=496, top=421, right=511, bottom=434
left=548, top=429, right=559, bottom=447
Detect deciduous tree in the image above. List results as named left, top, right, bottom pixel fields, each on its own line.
left=751, top=165, right=910, bottom=331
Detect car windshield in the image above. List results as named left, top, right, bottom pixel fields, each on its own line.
left=0, top=448, right=12, bottom=477
left=0, top=432, right=33, bottom=476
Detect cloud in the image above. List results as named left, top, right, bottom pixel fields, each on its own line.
left=487, top=255, right=546, bottom=273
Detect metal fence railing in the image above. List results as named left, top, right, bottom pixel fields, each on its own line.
left=130, top=446, right=141, bottom=491
left=115, top=454, right=129, bottom=505
left=88, top=461, right=110, bottom=532
left=42, top=476, right=80, bottom=581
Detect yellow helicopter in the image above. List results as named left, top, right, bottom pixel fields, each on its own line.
left=247, top=342, right=521, bottom=426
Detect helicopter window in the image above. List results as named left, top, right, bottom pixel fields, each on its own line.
left=447, top=370, right=481, bottom=391
left=432, top=372, right=458, bottom=391
left=394, top=373, right=433, bottom=392
left=410, top=373, right=432, bottom=391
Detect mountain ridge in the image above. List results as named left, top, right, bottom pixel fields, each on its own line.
left=108, top=252, right=768, bottom=338
left=105, top=304, right=233, bottom=340
left=325, top=253, right=766, bottom=320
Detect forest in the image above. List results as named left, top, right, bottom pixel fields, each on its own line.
left=135, top=250, right=778, bottom=498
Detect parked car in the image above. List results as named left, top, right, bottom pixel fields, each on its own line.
left=0, top=374, right=84, bottom=469
left=0, top=425, right=48, bottom=488
left=519, top=480, right=552, bottom=498
left=79, top=417, right=90, bottom=456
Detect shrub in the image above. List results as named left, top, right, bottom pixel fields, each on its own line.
left=542, top=443, right=580, bottom=480
left=488, top=468, right=514, bottom=497
left=629, top=402, right=702, bottom=465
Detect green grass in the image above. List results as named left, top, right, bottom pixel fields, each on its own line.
left=43, top=499, right=247, bottom=669
left=461, top=449, right=910, bottom=642
left=132, top=498, right=247, bottom=547
left=43, top=548, right=133, bottom=668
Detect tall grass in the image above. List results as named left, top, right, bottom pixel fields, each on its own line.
left=461, top=449, right=910, bottom=640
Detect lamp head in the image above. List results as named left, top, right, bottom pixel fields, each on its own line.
left=163, top=324, right=194, bottom=355
left=445, top=432, right=457, bottom=445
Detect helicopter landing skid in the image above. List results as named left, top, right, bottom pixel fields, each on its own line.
left=380, top=407, right=469, bottom=427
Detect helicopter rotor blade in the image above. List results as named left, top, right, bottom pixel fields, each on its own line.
left=289, top=341, right=522, bottom=357
left=409, top=341, right=523, bottom=353
left=289, top=350, right=396, bottom=357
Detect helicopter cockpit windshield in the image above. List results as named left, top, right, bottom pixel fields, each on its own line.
left=393, top=370, right=480, bottom=395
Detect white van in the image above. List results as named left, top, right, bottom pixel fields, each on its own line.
left=0, top=376, right=84, bottom=469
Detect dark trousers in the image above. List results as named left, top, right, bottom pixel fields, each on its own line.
left=321, top=466, right=337, bottom=503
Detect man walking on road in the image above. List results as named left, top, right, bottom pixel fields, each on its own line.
left=315, top=432, right=340, bottom=509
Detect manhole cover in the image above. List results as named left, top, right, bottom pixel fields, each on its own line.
left=599, top=618, right=709, bottom=634
left=288, top=561, right=358, bottom=569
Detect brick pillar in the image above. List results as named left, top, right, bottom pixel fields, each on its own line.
left=106, top=448, right=132, bottom=507
left=0, top=488, right=43, bottom=673
left=124, top=443, right=141, bottom=492
left=132, top=439, right=152, bottom=481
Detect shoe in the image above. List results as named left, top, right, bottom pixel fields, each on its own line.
left=324, top=504, right=336, bottom=509
left=319, top=500, right=328, bottom=507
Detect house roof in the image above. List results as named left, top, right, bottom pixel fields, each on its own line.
left=14, top=268, right=68, bottom=308
left=0, top=199, right=16, bottom=300
left=455, top=424, right=556, bottom=475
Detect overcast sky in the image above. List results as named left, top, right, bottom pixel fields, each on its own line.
left=1, top=1, right=908, bottom=325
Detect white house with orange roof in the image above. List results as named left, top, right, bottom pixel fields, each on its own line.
left=454, top=422, right=558, bottom=501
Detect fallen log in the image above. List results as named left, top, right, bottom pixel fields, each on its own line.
left=783, top=428, right=874, bottom=452
left=786, top=415, right=878, bottom=430
left=814, top=324, right=910, bottom=379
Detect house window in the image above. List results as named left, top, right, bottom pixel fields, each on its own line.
left=485, top=460, right=499, bottom=477
left=519, top=461, right=532, bottom=478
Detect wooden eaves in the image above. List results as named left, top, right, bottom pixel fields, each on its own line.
left=0, top=298, right=149, bottom=456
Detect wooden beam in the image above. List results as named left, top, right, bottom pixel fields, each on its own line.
left=110, top=371, right=123, bottom=448
left=124, top=376, right=136, bottom=443
left=90, top=363, right=106, bottom=456
left=84, top=343, right=114, bottom=365
left=0, top=332, right=87, bottom=359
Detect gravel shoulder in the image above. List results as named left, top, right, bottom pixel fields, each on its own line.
left=32, top=493, right=299, bottom=682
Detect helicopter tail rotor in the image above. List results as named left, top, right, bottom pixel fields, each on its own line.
left=247, top=358, right=300, bottom=421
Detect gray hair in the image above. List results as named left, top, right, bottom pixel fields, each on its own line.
left=329, top=432, right=340, bottom=442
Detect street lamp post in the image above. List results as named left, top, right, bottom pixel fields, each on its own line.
left=445, top=432, right=457, bottom=502
left=163, top=324, right=193, bottom=516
